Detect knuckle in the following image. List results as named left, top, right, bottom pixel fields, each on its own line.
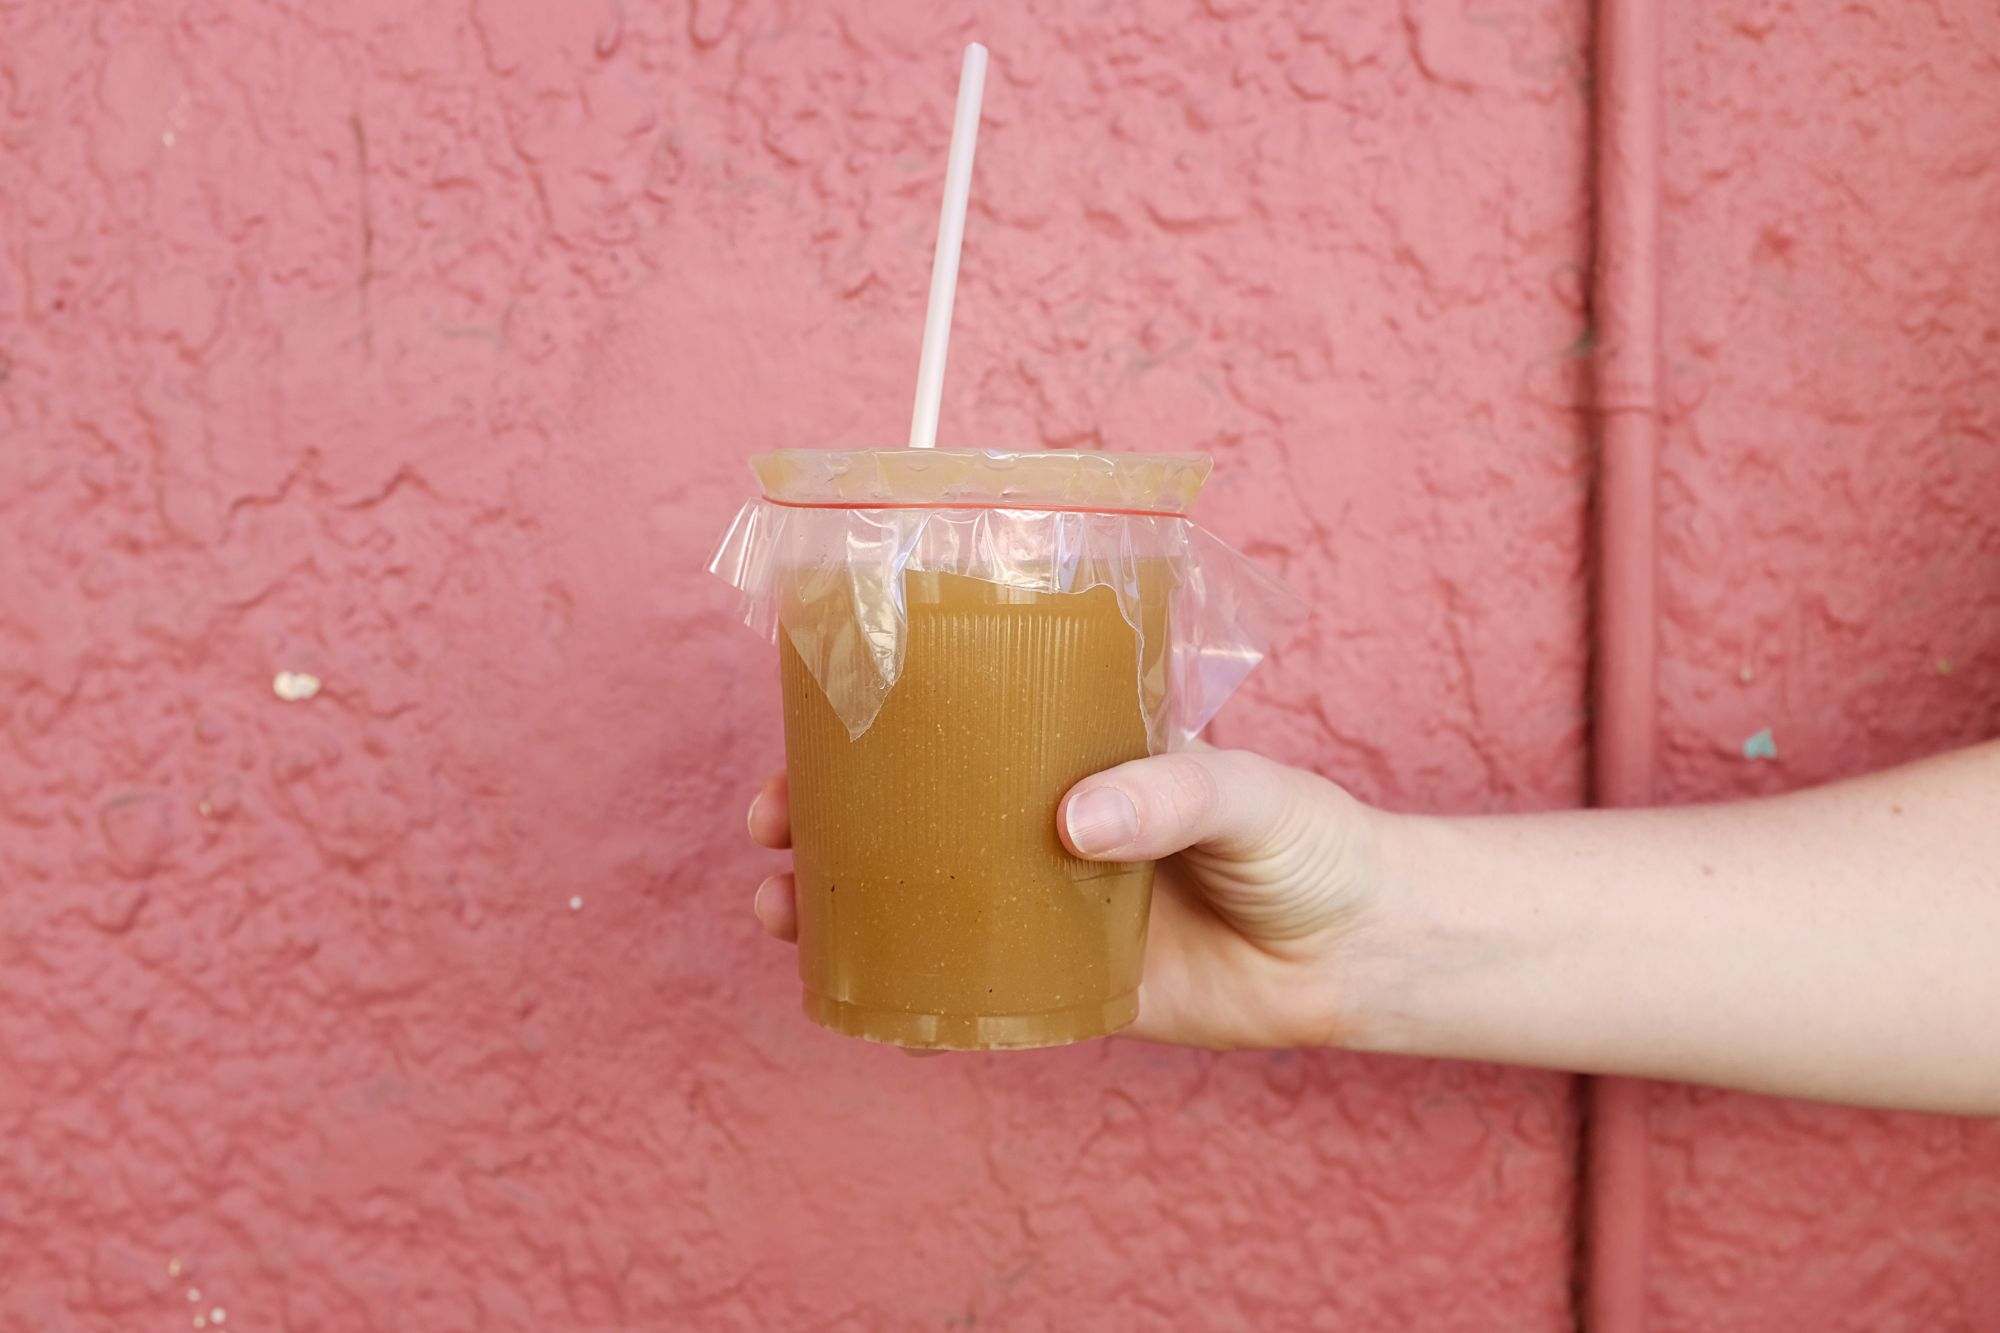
left=1150, top=752, right=1223, bottom=832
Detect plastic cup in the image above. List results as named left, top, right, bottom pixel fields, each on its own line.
left=783, top=564, right=1168, bottom=1048
left=710, top=448, right=1289, bottom=1050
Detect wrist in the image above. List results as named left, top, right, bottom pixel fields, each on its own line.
left=1324, top=807, right=1468, bottom=1059
left=1340, top=807, right=1600, bottom=1070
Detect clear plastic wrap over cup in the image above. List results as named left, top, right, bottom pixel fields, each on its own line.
left=710, top=449, right=1296, bottom=1050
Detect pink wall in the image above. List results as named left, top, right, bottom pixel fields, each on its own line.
left=0, top=2, right=1990, bottom=1330
left=1648, top=3, right=2000, bottom=1328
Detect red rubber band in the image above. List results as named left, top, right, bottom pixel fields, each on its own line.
left=760, top=496, right=1186, bottom=519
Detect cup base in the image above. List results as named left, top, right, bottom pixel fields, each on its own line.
left=801, top=988, right=1139, bottom=1051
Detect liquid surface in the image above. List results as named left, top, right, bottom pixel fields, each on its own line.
left=780, top=571, right=1161, bottom=1050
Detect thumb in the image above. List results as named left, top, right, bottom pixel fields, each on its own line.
left=1058, top=750, right=1298, bottom=861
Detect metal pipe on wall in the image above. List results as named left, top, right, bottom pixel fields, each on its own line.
left=1586, top=0, right=1662, bottom=1328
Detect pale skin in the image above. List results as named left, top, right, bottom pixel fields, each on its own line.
left=749, top=740, right=2000, bottom=1116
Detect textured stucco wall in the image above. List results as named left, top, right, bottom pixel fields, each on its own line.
left=6, top=0, right=1994, bottom=1329
left=1648, top=3, right=2000, bottom=1328
left=1, top=2, right=1587, bottom=1329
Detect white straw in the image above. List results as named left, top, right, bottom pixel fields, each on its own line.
left=907, top=42, right=988, bottom=450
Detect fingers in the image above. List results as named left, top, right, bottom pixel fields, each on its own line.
left=1059, top=749, right=1300, bottom=861
left=747, top=770, right=791, bottom=849
left=749, top=772, right=796, bottom=941
left=753, top=872, right=799, bottom=942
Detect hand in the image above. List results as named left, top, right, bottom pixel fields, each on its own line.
left=748, top=748, right=1390, bottom=1051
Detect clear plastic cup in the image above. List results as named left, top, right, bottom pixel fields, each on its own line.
left=711, top=449, right=1293, bottom=1049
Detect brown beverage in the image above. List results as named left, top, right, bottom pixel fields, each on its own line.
left=781, top=567, right=1169, bottom=1049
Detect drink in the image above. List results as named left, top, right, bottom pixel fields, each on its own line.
left=711, top=447, right=1290, bottom=1051
left=781, top=568, right=1167, bottom=1049
left=709, top=47, right=1293, bottom=1050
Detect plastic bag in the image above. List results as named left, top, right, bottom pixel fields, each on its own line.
left=708, top=449, right=1300, bottom=751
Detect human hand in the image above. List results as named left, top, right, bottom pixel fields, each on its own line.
left=749, top=748, right=1390, bottom=1051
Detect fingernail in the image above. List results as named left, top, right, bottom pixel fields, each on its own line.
left=1066, top=787, right=1138, bottom=855
left=753, top=876, right=773, bottom=916
left=746, top=794, right=762, bottom=839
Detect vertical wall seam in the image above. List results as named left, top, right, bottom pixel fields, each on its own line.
left=1583, top=0, right=1662, bottom=1328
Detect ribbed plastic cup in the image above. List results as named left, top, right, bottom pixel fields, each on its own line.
left=765, top=450, right=1205, bottom=1049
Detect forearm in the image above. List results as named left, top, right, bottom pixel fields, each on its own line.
left=1351, top=741, right=2000, bottom=1114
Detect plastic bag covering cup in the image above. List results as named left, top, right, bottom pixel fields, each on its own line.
left=710, top=449, right=1299, bottom=1049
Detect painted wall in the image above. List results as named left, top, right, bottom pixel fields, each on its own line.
left=1648, top=3, right=2000, bottom=1328
left=0, top=2, right=1989, bottom=1331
